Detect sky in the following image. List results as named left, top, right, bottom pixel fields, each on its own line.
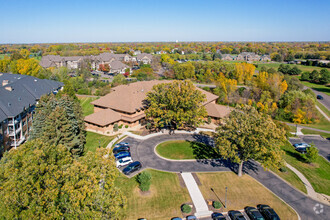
left=0, top=0, right=329, bottom=43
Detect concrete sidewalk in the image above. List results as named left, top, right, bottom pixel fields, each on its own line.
left=181, top=172, right=212, bottom=218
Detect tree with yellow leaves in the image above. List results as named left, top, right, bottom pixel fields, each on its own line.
left=13, top=58, right=41, bottom=77
left=214, top=73, right=237, bottom=103
left=234, top=63, right=255, bottom=84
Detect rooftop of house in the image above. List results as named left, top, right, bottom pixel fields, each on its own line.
left=109, top=60, right=129, bottom=70
left=91, top=80, right=219, bottom=114
left=0, top=73, right=63, bottom=120
left=136, top=53, right=153, bottom=60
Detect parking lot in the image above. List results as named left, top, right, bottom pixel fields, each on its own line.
left=289, top=135, right=330, bottom=161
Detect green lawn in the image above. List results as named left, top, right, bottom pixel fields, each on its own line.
left=115, top=169, right=191, bottom=220
left=302, top=114, right=330, bottom=131
left=316, top=101, right=330, bottom=118
left=79, top=97, right=98, bottom=116
left=85, top=131, right=114, bottom=152
left=301, top=129, right=330, bottom=139
left=300, top=80, right=330, bottom=96
left=270, top=167, right=307, bottom=194
left=222, top=60, right=324, bottom=73
left=281, top=141, right=330, bottom=195
left=197, top=172, right=298, bottom=220
left=156, top=140, right=217, bottom=160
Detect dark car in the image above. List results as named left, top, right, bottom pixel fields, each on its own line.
left=295, top=147, right=308, bottom=154
left=123, top=161, right=142, bottom=175
left=114, top=151, right=131, bottom=160
left=212, top=212, right=226, bottom=220
left=257, top=204, right=280, bottom=220
left=317, top=95, right=324, bottom=100
left=186, top=216, right=197, bottom=220
left=112, top=146, right=130, bottom=154
left=244, top=207, right=265, bottom=220
left=228, top=210, right=246, bottom=220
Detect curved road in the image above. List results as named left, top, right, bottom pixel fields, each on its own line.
left=125, top=133, right=329, bottom=220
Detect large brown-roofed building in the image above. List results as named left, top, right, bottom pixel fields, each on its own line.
left=85, top=80, right=230, bottom=135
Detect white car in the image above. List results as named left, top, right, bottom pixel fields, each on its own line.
left=116, top=157, right=133, bottom=168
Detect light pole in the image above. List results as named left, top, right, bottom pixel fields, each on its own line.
left=295, top=124, right=298, bottom=136
left=225, top=186, right=228, bottom=208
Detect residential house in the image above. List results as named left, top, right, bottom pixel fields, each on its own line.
left=260, top=55, right=271, bottom=62
left=84, top=80, right=231, bottom=135
left=221, top=54, right=234, bottom=61
left=235, top=52, right=260, bottom=61
left=109, top=61, right=130, bottom=74
left=0, top=73, right=63, bottom=153
left=136, top=53, right=153, bottom=64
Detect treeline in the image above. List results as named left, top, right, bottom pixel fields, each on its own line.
left=1, top=42, right=329, bottom=60
left=162, top=57, right=321, bottom=124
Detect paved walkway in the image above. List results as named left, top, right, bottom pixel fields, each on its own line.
left=315, top=105, right=330, bottom=122
left=123, top=133, right=329, bottom=220
left=285, top=122, right=330, bottom=134
left=286, top=163, right=318, bottom=199
left=181, top=172, right=212, bottom=218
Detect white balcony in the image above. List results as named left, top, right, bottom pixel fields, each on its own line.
left=8, top=127, right=22, bottom=136
left=10, top=136, right=26, bottom=147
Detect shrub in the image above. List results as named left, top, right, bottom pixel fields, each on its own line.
left=125, top=125, right=128, bottom=128
left=146, top=122, right=151, bottom=130
left=279, top=167, right=287, bottom=172
left=136, top=171, right=152, bottom=191
left=118, top=124, right=123, bottom=129
left=113, top=124, right=118, bottom=132
left=181, top=204, right=192, bottom=213
left=305, top=146, right=319, bottom=163
left=213, top=201, right=222, bottom=209
left=207, top=116, right=212, bottom=124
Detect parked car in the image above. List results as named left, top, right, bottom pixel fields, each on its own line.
left=112, top=146, right=130, bottom=154
left=171, top=218, right=182, bottom=220
left=257, top=204, right=280, bottom=220
left=116, top=157, right=133, bottom=168
left=296, top=147, right=308, bottom=154
left=186, top=216, right=197, bottom=220
left=114, top=151, right=131, bottom=160
left=317, top=95, right=324, bottom=100
left=212, top=212, right=226, bottom=220
left=293, top=143, right=310, bottom=148
left=114, top=142, right=129, bottom=147
left=244, top=206, right=265, bottom=220
left=123, top=161, right=142, bottom=175
left=228, top=210, right=246, bottom=220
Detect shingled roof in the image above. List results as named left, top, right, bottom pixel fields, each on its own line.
left=205, top=103, right=232, bottom=118
left=91, top=80, right=219, bottom=114
left=0, top=73, right=63, bottom=118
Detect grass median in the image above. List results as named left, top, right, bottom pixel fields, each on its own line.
left=156, top=140, right=217, bottom=160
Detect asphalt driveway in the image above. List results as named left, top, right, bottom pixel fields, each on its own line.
left=289, top=135, right=330, bottom=161
left=122, top=133, right=329, bottom=220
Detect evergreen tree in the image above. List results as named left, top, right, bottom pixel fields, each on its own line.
left=30, top=94, right=85, bottom=156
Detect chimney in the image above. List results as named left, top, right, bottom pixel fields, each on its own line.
left=5, top=86, right=13, bottom=91
left=2, top=80, right=9, bottom=86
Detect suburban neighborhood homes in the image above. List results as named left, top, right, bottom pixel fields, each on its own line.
left=0, top=73, right=63, bottom=153
left=220, top=52, right=271, bottom=62
left=84, top=80, right=231, bottom=135
left=39, top=52, right=154, bottom=74
left=136, top=53, right=153, bottom=64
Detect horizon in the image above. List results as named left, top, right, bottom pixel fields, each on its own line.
left=1, top=0, right=330, bottom=43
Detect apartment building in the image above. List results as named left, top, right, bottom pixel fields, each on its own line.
left=0, top=73, right=63, bottom=153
